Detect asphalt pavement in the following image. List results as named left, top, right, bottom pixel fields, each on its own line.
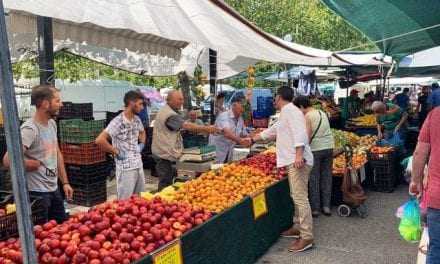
left=256, top=185, right=418, bottom=264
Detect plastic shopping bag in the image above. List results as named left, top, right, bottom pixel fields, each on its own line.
left=379, top=132, right=404, bottom=148
left=398, top=197, right=422, bottom=242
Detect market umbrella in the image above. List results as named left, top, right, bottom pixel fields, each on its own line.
left=321, top=0, right=440, bottom=58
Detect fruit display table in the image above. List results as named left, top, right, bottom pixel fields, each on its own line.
left=138, top=178, right=293, bottom=264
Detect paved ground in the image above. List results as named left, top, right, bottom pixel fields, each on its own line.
left=67, top=172, right=418, bottom=264
left=256, top=185, right=418, bottom=264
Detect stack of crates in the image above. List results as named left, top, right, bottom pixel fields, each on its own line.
left=252, top=89, right=273, bottom=128
left=58, top=103, right=108, bottom=207
left=367, top=149, right=397, bottom=193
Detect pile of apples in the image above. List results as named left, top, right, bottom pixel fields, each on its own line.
left=239, top=153, right=286, bottom=180
left=0, top=196, right=212, bottom=264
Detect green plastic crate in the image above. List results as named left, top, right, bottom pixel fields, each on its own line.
left=59, top=119, right=105, bottom=144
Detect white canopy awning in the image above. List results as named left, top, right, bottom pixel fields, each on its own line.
left=5, top=0, right=395, bottom=80
left=399, top=46, right=440, bottom=68
left=6, top=0, right=345, bottom=79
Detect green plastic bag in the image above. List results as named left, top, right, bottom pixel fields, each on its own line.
left=398, top=197, right=422, bottom=242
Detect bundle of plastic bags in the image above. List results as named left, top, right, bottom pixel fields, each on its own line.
left=398, top=197, right=422, bottom=242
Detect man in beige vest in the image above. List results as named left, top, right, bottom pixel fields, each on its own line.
left=152, top=90, right=219, bottom=190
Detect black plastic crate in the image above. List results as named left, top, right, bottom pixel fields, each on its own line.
left=105, top=110, right=123, bottom=126
left=59, top=102, right=93, bottom=120
left=371, top=162, right=397, bottom=193
left=66, top=162, right=111, bottom=185
left=0, top=170, right=12, bottom=191
left=71, top=182, right=107, bottom=207
left=0, top=191, right=46, bottom=240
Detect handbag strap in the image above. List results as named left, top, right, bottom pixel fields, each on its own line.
left=310, top=111, right=323, bottom=143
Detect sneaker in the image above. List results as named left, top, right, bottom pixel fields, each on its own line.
left=322, top=207, right=332, bottom=216
left=281, top=227, right=300, bottom=238
left=289, top=239, right=314, bottom=253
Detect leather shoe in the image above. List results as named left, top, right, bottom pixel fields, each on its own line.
left=281, top=227, right=300, bottom=238
left=289, top=238, right=314, bottom=253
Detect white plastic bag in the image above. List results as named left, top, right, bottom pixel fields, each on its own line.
left=417, top=227, right=429, bottom=264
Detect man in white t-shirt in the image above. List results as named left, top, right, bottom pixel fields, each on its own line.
left=96, top=91, right=146, bottom=199
left=252, top=86, right=314, bottom=253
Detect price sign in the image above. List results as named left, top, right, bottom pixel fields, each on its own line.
left=252, top=190, right=268, bottom=219
left=153, top=240, right=183, bottom=264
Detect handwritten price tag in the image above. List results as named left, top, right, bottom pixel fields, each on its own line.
left=252, top=190, right=268, bottom=219
left=153, top=240, right=183, bottom=264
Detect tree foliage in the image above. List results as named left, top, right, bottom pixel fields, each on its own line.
left=224, top=0, right=376, bottom=51
left=12, top=51, right=177, bottom=88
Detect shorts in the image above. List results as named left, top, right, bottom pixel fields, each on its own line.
left=115, top=167, right=145, bottom=200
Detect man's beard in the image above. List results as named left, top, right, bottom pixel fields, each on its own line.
left=47, top=109, right=59, bottom=119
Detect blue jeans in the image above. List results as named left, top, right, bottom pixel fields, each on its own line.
left=427, top=208, right=440, bottom=264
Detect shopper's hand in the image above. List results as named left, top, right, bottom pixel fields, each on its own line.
left=239, top=138, right=252, bottom=147
left=205, top=125, right=219, bottom=134
left=26, top=159, right=41, bottom=171
left=137, top=143, right=145, bottom=153
left=409, top=180, right=422, bottom=197
left=394, top=126, right=400, bottom=134
left=378, top=131, right=383, bottom=140
left=294, top=157, right=305, bottom=169
left=115, top=150, right=127, bottom=160
left=63, top=184, right=74, bottom=201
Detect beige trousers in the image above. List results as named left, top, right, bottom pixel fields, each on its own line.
left=287, top=164, right=313, bottom=240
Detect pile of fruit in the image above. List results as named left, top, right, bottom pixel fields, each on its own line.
left=140, top=183, right=183, bottom=202
left=174, top=164, right=276, bottom=213
left=332, top=153, right=367, bottom=174
left=359, top=135, right=377, bottom=148
left=332, top=129, right=360, bottom=149
left=0, top=197, right=212, bottom=264
left=0, top=203, right=16, bottom=216
left=370, top=146, right=394, bottom=154
left=349, top=114, right=377, bottom=127
left=311, top=99, right=340, bottom=118
left=239, top=152, right=286, bottom=179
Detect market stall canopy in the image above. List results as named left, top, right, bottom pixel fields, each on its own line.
left=321, top=0, right=440, bottom=58
left=5, top=0, right=196, bottom=71
left=265, top=66, right=343, bottom=82
left=5, top=0, right=357, bottom=79
left=334, top=52, right=392, bottom=66
left=395, top=46, right=440, bottom=77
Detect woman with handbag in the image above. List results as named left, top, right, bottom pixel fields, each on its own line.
left=294, top=96, right=334, bottom=217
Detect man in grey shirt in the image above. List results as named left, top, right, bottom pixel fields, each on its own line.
left=3, top=85, right=73, bottom=223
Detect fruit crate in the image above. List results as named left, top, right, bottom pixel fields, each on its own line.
left=70, top=182, right=107, bottom=207
left=60, top=143, right=106, bottom=165
left=0, top=191, right=46, bottom=240
left=367, top=150, right=395, bottom=162
left=66, top=161, right=111, bottom=185
left=370, top=161, right=397, bottom=193
left=105, top=110, right=123, bottom=126
left=0, top=126, right=6, bottom=159
left=0, top=169, right=11, bottom=191
left=59, top=119, right=105, bottom=144
left=252, top=118, right=269, bottom=128
left=59, top=102, right=93, bottom=120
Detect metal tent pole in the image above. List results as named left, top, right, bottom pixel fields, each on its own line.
left=209, top=49, right=217, bottom=124
left=0, top=1, right=38, bottom=263
left=37, top=16, right=54, bottom=85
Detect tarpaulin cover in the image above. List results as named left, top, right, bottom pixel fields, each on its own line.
left=395, top=46, right=440, bottom=77
left=138, top=178, right=293, bottom=264
left=321, top=0, right=440, bottom=58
